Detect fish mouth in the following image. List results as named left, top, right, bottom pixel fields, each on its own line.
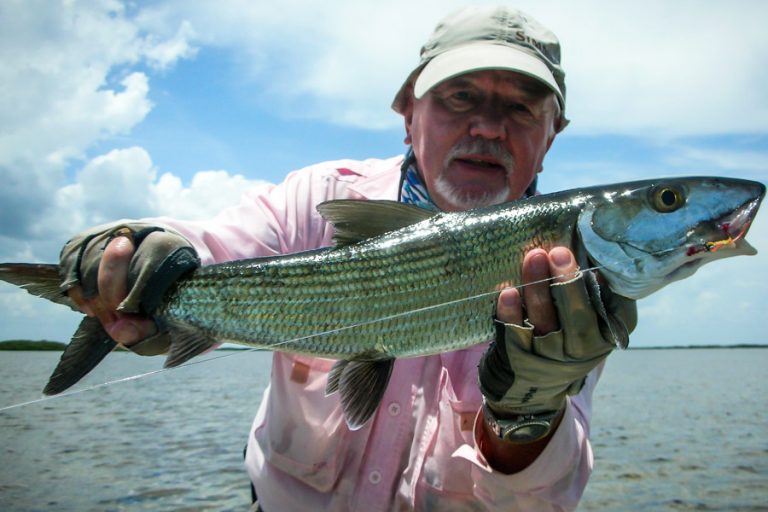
left=687, top=195, right=762, bottom=257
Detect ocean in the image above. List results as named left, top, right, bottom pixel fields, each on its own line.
left=0, top=348, right=765, bottom=511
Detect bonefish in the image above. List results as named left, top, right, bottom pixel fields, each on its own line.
left=0, top=176, right=763, bottom=428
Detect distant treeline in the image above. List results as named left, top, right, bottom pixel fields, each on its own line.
left=0, top=340, right=67, bottom=350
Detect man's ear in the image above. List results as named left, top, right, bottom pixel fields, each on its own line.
left=401, top=85, right=414, bottom=145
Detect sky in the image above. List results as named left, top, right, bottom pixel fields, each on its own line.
left=1, top=0, right=767, bottom=348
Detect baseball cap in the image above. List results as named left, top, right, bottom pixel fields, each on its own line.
left=392, top=6, right=568, bottom=124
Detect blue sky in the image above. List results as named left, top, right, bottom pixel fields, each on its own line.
left=1, top=0, right=767, bottom=348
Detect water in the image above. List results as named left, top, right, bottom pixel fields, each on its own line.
left=0, top=349, right=765, bottom=511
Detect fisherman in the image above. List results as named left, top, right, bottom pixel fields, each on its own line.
left=61, top=6, right=636, bottom=511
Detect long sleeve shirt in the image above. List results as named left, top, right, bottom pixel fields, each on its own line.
left=153, top=155, right=598, bottom=511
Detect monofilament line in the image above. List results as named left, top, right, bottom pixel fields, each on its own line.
left=0, top=265, right=600, bottom=412
left=0, top=349, right=253, bottom=412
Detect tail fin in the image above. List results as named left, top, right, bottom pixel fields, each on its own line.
left=43, top=317, right=117, bottom=394
left=1, top=262, right=218, bottom=394
left=0, top=263, right=77, bottom=310
left=0, top=262, right=118, bottom=394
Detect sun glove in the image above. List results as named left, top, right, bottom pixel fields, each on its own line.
left=479, top=270, right=637, bottom=416
left=59, top=221, right=200, bottom=355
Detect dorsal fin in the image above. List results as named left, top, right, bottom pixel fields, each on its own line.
left=316, top=199, right=437, bottom=246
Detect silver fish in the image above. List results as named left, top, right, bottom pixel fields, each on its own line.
left=0, top=176, right=764, bottom=428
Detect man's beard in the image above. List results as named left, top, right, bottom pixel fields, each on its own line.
left=433, top=139, right=515, bottom=210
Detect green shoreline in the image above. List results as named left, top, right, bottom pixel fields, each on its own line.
left=0, top=340, right=766, bottom=351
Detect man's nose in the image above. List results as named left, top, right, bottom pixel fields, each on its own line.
left=468, top=106, right=507, bottom=140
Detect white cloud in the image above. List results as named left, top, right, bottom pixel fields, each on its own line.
left=141, top=20, right=198, bottom=70
left=154, top=170, right=261, bottom=220
left=130, top=0, right=768, bottom=136
left=0, top=0, right=197, bottom=241
left=665, top=146, right=768, bottom=174
left=35, top=147, right=267, bottom=251
left=552, top=1, right=768, bottom=137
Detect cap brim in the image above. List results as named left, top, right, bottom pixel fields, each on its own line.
left=413, top=43, right=563, bottom=107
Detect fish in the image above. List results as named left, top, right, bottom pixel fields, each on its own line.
left=0, top=176, right=764, bottom=428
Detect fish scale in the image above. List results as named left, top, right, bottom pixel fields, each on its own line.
left=159, top=203, right=575, bottom=360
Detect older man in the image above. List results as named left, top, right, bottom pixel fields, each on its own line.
left=63, top=6, right=635, bottom=511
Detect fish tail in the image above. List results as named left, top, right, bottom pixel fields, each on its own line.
left=0, top=263, right=77, bottom=310
left=43, top=317, right=117, bottom=394
left=0, top=263, right=119, bottom=394
left=0, top=262, right=220, bottom=393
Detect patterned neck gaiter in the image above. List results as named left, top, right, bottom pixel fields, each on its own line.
left=398, top=148, right=438, bottom=211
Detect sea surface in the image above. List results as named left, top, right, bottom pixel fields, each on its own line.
left=0, top=348, right=765, bottom=511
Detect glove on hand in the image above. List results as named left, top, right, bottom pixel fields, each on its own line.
left=59, top=221, right=200, bottom=355
left=479, top=270, right=637, bottom=415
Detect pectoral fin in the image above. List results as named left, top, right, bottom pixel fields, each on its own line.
left=326, top=357, right=394, bottom=430
left=163, top=320, right=218, bottom=368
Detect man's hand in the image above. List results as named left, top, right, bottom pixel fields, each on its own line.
left=60, top=222, right=199, bottom=351
left=477, top=246, right=637, bottom=472
left=495, top=247, right=577, bottom=333
left=67, top=236, right=158, bottom=345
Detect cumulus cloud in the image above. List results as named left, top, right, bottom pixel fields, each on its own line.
left=23, top=147, right=265, bottom=258
left=0, top=0, right=196, bottom=240
left=128, top=0, right=768, bottom=135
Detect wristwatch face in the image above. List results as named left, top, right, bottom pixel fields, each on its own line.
left=484, top=402, right=559, bottom=444
left=502, top=420, right=552, bottom=443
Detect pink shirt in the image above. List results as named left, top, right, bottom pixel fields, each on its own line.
left=155, top=156, right=598, bottom=511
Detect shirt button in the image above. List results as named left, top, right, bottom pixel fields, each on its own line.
left=368, top=470, right=382, bottom=485
left=387, top=402, right=401, bottom=417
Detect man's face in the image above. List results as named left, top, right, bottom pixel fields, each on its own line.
left=403, top=70, right=560, bottom=212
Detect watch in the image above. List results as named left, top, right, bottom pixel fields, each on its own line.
left=482, top=399, right=562, bottom=444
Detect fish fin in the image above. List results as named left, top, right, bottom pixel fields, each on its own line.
left=325, top=360, right=342, bottom=395
left=316, top=200, right=436, bottom=245
left=163, top=320, right=218, bottom=368
left=584, top=269, right=630, bottom=349
left=0, top=263, right=78, bottom=311
left=326, top=357, right=395, bottom=430
left=43, top=317, right=118, bottom=395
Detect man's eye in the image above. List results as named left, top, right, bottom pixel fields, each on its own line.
left=508, top=102, right=532, bottom=115
left=452, top=91, right=473, bottom=101
left=442, top=91, right=476, bottom=110
left=436, top=89, right=477, bottom=112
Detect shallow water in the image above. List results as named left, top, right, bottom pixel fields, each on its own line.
left=0, top=348, right=765, bottom=511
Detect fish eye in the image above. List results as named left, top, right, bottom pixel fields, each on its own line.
left=651, top=185, right=685, bottom=213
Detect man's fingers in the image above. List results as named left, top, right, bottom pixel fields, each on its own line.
left=522, top=249, right=558, bottom=335
left=107, top=316, right=158, bottom=346
left=496, top=287, right=523, bottom=325
left=548, top=247, right=579, bottom=283
left=99, top=236, right=134, bottom=311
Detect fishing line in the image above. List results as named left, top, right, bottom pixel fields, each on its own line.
left=0, top=348, right=254, bottom=413
left=0, top=264, right=603, bottom=412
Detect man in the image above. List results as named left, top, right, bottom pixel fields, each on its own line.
left=62, top=6, right=636, bottom=511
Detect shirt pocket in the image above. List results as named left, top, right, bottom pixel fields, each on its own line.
left=253, top=354, right=361, bottom=492
left=416, top=373, right=484, bottom=507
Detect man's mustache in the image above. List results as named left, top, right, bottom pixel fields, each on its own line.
left=444, top=138, right=515, bottom=174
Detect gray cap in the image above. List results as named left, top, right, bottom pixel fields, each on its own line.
left=392, top=6, right=567, bottom=122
